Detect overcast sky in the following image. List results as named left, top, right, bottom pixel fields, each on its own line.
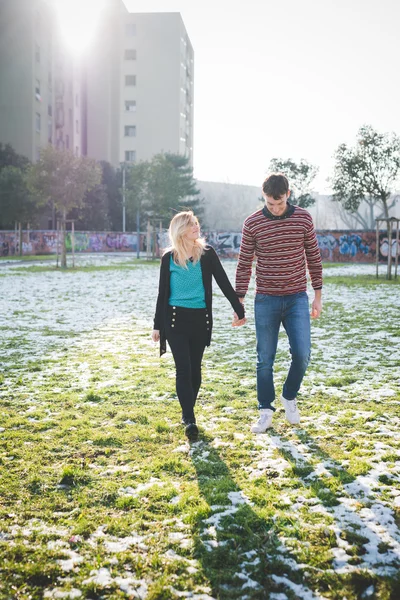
left=125, top=0, right=399, bottom=192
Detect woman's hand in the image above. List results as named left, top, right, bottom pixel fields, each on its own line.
left=152, top=329, right=160, bottom=342
left=232, top=316, right=247, bottom=327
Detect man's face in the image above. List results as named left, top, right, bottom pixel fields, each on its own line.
left=263, top=192, right=290, bottom=216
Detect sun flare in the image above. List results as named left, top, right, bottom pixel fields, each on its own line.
left=53, top=0, right=107, bottom=56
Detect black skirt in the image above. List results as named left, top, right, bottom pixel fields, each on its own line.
left=166, top=305, right=210, bottom=337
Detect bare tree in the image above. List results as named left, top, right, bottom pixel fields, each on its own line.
left=268, top=158, right=318, bottom=208
left=28, top=146, right=101, bottom=267
left=332, top=125, right=400, bottom=226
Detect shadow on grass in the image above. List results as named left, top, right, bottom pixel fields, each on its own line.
left=273, top=428, right=400, bottom=599
left=188, top=432, right=322, bottom=600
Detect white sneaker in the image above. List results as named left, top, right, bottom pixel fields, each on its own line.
left=251, top=409, right=273, bottom=433
left=282, top=396, right=301, bottom=425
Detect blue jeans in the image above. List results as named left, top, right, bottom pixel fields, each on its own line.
left=254, top=292, right=311, bottom=411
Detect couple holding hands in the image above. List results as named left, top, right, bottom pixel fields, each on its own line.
left=152, top=173, right=323, bottom=441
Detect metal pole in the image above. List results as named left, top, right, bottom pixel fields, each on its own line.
left=136, top=209, right=140, bottom=260
left=122, top=164, right=126, bottom=233
left=376, top=220, right=379, bottom=279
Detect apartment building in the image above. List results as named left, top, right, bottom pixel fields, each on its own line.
left=85, top=9, right=194, bottom=168
left=120, top=11, right=194, bottom=166
left=0, top=0, right=194, bottom=169
left=0, top=0, right=82, bottom=162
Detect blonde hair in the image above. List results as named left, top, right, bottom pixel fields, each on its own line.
left=164, top=211, right=206, bottom=268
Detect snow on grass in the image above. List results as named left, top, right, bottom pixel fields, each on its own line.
left=1, top=257, right=400, bottom=599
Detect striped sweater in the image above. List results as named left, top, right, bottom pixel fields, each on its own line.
left=235, top=204, right=323, bottom=296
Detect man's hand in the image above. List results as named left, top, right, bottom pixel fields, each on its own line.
left=311, top=290, right=322, bottom=319
left=152, top=329, right=160, bottom=342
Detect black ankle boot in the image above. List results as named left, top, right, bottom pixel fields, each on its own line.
left=184, top=422, right=199, bottom=441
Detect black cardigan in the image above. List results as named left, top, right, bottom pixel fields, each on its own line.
left=153, top=245, right=245, bottom=356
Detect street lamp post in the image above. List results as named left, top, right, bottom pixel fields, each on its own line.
left=122, top=164, right=126, bottom=233
left=136, top=207, right=140, bottom=259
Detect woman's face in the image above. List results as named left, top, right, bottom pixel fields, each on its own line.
left=184, top=219, right=200, bottom=241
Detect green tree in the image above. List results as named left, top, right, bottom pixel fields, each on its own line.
left=332, top=125, right=400, bottom=228
left=268, top=158, right=318, bottom=208
left=68, top=162, right=120, bottom=231
left=0, top=145, right=38, bottom=255
left=124, top=160, right=150, bottom=231
left=27, top=146, right=101, bottom=267
left=0, top=143, right=30, bottom=172
left=103, top=162, right=123, bottom=231
left=0, top=166, right=37, bottom=228
left=125, top=153, right=203, bottom=229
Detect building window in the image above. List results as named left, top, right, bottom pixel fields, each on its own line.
left=125, top=151, right=136, bottom=162
left=66, top=134, right=69, bottom=149
left=55, top=80, right=64, bottom=96
left=124, top=126, right=136, bottom=137
left=125, top=100, right=136, bottom=112
left=35, top=43, right=40, bottom=62
left=48, top=119, right=52, bottom=143
left=35, top=79, right=41, bottom=101
left=125, top=75, right=136, bottom=86
left=36, top=113, right=41, bottom=132
left=124, top=49, right=137, bottom=60
left=125, top=24, right=136, bottom=36
left=76, top=120, right=79, bottom=134
left=56, top=106, right=64, bottom=128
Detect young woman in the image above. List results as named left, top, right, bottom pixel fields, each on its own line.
left=152, top=211, right=246, bottom=441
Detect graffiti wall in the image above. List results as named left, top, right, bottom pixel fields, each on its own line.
left=0, top=229, right=398, bottom=262
left=203, top=230, right=398, bottom=263
left=0, top=231, right=146, bottom=256
left=316, top=231, right=399, bottom=263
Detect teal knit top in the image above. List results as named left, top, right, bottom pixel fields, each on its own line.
left=169, top=255, right=206, bottom=308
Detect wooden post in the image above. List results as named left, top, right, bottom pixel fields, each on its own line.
left=158, top=220, right=162, bottom=258
left=18, top=222, right=22, bottom=256
left=376, top=219, right=379, bottom=278
left=395, top=220, right=399, bottom=280
left=56, top=220, right=59, bottom=268
left=146, top=221, right=151, bottom=260
left=71, top=221, right=75, bottom=268
left=387, top=219, right=392, bottom=280
left=61, top=209, right=67, bottom=268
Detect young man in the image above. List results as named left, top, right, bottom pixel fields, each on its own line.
left=235, top=173, right=322, bottom=432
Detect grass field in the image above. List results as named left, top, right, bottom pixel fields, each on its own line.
left=0, top=257, right=399, bottom=600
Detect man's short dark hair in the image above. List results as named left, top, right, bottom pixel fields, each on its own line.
left=262, top=173, right=289, bottom=200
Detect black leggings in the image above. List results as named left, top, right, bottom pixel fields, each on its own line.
left=166, top=306, right=209, bottom=422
